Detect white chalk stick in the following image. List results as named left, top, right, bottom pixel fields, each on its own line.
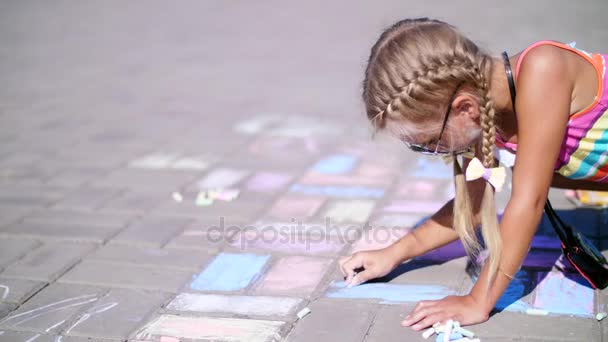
left=443, top=320, right=453, bottom=342
left=526, top=308, right=549, bottom=316
left=297, top=307, right=311, bottom=319
left=422, top=327, right=436, bottom=339
left=596, top=312, right=607, bottom=321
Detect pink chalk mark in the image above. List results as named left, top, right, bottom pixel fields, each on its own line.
left=351, top=228, right=410, bottom=253
left=160, top=336, right=180, bottom=342
left=230, top=230, right=344, bottom=255
left=383, top=200, right=444, bottom=214
left=255, top=256, right=332, bottom=295
left=299, top=172, right=390, bottom=186
left=268, top=196, right=325, bottom=220
left=370, top=214, right=425, bottom=228
left=246, top=172, right=293, bottom=192
left=356, top=163, right=396, bottom=178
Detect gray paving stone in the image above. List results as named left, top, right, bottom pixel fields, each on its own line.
left=51, top=187, right=125, bottom=211
left=0, top=283, right=107, bottom=334
left=0, top=303, right=16, bottom=321
left=59, top=260, right=193, bottom=292
left=0, top=222, right=123, bottom=243
left=64, top=289, right=169, bottom=340
left=22, top=210, right=135, bottom=228
left=1, top=242, right=97, bottom=282
left=154, top=195, right=269, bottom=222
left=286, top=298, right=379, bottom=342
left=164, top=227, right=228, bottom=252
left=109, top=217, right=192, bottom=247
left=90, top=169, right=201, bottom=193
left=363, top=303, right=423, bottom=342
left=378, top=257, right=468, bottom=290
left=86, top=244, right=211, bottom=271
left=473, top=310, right=601, bottom=341
left=0, top=206, right=35, bottom=228
left=57, top=335, right=122, bottom=341
left=0, top=184, right=68, bottom=207
left=0, top=278, right=46, bottom=305
left=0, top=238, right=41, bottom=270
left=96, top=189, right=168, bottom=214
left=0, top=330, right=56, bottom=342
left=45, top=167, right=112, bottom=188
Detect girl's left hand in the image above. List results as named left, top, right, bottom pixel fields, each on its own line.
left=401, top=295, right=490, bottom=331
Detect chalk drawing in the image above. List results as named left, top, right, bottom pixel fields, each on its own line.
left=0, top=285, right=8, bottom=300
left=64, top=302, right=118, bottom=334
left=167, top=293, right=301, bottom=316
left=383, top=200, right=444, bottom=214
left=234, top=115, right=280, bottom=134
left=312, top=155, right=357, bottom=174
left=350, top=228, right=409, bottom=253
left=255, top=256, right=331, bottom=295
left=129, top=154, right=210, bottom=170
left=0, top=294, right=98, bottom=327
left=196, top=168, right=249, bottom=189
left=323, top=200, right=375, bottom=223
left=409, top=158, right=453, bottom=180
left=160, top=336, right=180, bottom=342
left=493, top=271, right=531, bottom=312
left=533, top=271, right=594, bottom=317
left=231, top=230, right=345, bottom=255
left=290, top=184, right=385, bottom=198
left=268, top=196, right=325, bottom=221
left=249, top=135, right=321, bottom=161
left=326, top=281, right=455, bottom=304
left=190, top=253, right=270, bottom=292
left=45, top=319, right=66, bottom=333
left=370, top=214, right=426, bottom=228
left=245, top=172, right=293, bottom=192
left=170, top=157, right=209, bottom=170
left=299, top=172, right=389, bottom=186
left=135, top=315, right=284, bottom=342
left=235, top=115, right=341, bottom=137
left=24, top=334, right=41, bottom=342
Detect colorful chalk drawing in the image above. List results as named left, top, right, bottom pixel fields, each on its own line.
left=234, top=114, right=342, bottom=137
left=493, top=271, right=532, bottom=312
left=370, top=214, right=427, bottom=229
left=245, top=172, right=293, bottom=192
left=0, top=285, right=8, bottom=300
left=196, top=168, right=249, bottom=189
left=190, top=253, right=270, bottom=292
left=383, top=200, right=445, bottom=214
left=267, top=196, right=325, bottom=221
left=350, top=228, right=410, bottom=253
left=409, top=157, right=453, bottom=180
left=167, top=293, right=302, bottom=316
left=290, top=184, right=385, bottom=198
left=129, top=153, right=210, bottom=170
left=322, top=200, right=376, bottom=224
left=533, top=271, right=594, bottom=317
left=230, top=230, right=345, bottom=255
left=312, top=154, right=357, bottom=174
left=254, top=256, right=332, bottom=295
left=325, top=281, right=455, bottom=304
left=135, top=315, right=285, bottom=342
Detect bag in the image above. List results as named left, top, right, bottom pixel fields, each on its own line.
left=545, top=200, right=608, bottom=289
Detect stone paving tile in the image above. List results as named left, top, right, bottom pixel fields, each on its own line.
left=252, top=256, right=333, bottom=298
left=51, top=187, right=125, bottom=211
left=0, top=277, right=46, bottom=305
left=0, top=206, right=35, bottom=228
left=133, top=314, right=287, bottom=342
left=154, top=194, right=269, bottom=222
left=226, top=230, right=347, bottom=257
left=0, top=303, right=16, bottom=321
left=363, top=303, right=423, bottom=342
left=163, top=228, right=225, bottom=252
left=109, top=217, right=192, bottom=248
left=58, top=260, right=194, bottom=293
left=472, top=310, right=601, bottom=341
left=0, top=330, right=57, bottom=341
left=0, top=237, right=41, bottom=271
left=377, top=257, right=469, bottom=290
left=188, top=252, right=270, bottom=293
left=1, top=242, right=97, bottom=282
left=286, top=298, right=379, bottom=342
left=86, top=244, right=212, bottom=271
left=64, top=288, right=170, bottom=340
left=0, top=283, right=107, bottom=334
left=22, top=209, right=135, bottom=228
left=45, top=167, right=113, bottom=188
left=164, top=293, right=303, bottom=319
left=90, top=169, right=202, bottom=193
left=0, top=221, right=123, bottom=243
left=97, top=189, right=169, bottom=214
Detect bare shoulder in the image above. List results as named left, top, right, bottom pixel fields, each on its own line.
left=517, top=44, right=572, bottom=86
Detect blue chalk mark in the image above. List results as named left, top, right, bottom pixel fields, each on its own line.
left=290, top=184, right=385, bottom=198
left=436, top=332, right=462, bottom=342
left=312, top=155, right=357, bottom=174
left=325, top=281, right=454, bottom=303
left=190, top=253, right=270, bottom=291
left=495, top=271, right=531, bottom=312
left=410, top=158, right=452, bottom=180
left=534, top=274, right=594, bottom=317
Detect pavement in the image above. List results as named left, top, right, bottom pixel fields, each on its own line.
left=1, top=1, right=608, bottom=341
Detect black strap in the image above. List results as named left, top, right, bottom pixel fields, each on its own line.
left=501, top=52, right=572, bottom=244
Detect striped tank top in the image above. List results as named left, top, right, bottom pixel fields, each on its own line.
left=496, top=40, right=608, bottom=183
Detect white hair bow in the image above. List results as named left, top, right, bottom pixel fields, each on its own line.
left=465, top=157, right=506, bottom=192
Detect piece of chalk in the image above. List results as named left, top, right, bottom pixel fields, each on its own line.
left=455, top=326, right=475, bottom=338
left=422, top=327, right=436, bottom=339
left=596, top=312, right=607, bottom=321
left=172, top=192, right=183, bottom=203
left=443, top=320, right=453, bottom=342
left=526, top=308, right=549, bottom=316
left=451, top=338, right=480, bottom=342
left=297, top=307, right=311, bottom=319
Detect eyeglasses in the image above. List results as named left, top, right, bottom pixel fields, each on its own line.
left=403, top=81, right=471, bottom=156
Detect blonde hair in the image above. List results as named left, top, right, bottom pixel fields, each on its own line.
left=363, top=18, right=502, bottom=285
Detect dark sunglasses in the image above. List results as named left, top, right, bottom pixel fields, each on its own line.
left=403, top=81, right=471, bottom=156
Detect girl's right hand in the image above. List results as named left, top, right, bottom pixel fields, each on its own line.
left=338, top=246, right=402, bottom=287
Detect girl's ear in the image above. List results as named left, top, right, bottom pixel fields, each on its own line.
left=453, top=94, right=481, bottom=122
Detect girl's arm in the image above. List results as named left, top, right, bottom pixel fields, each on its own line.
left=470, top=45, right=572, bottom=314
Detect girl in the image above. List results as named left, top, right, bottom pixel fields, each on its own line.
left=339, top=18, right=608, bottom=331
